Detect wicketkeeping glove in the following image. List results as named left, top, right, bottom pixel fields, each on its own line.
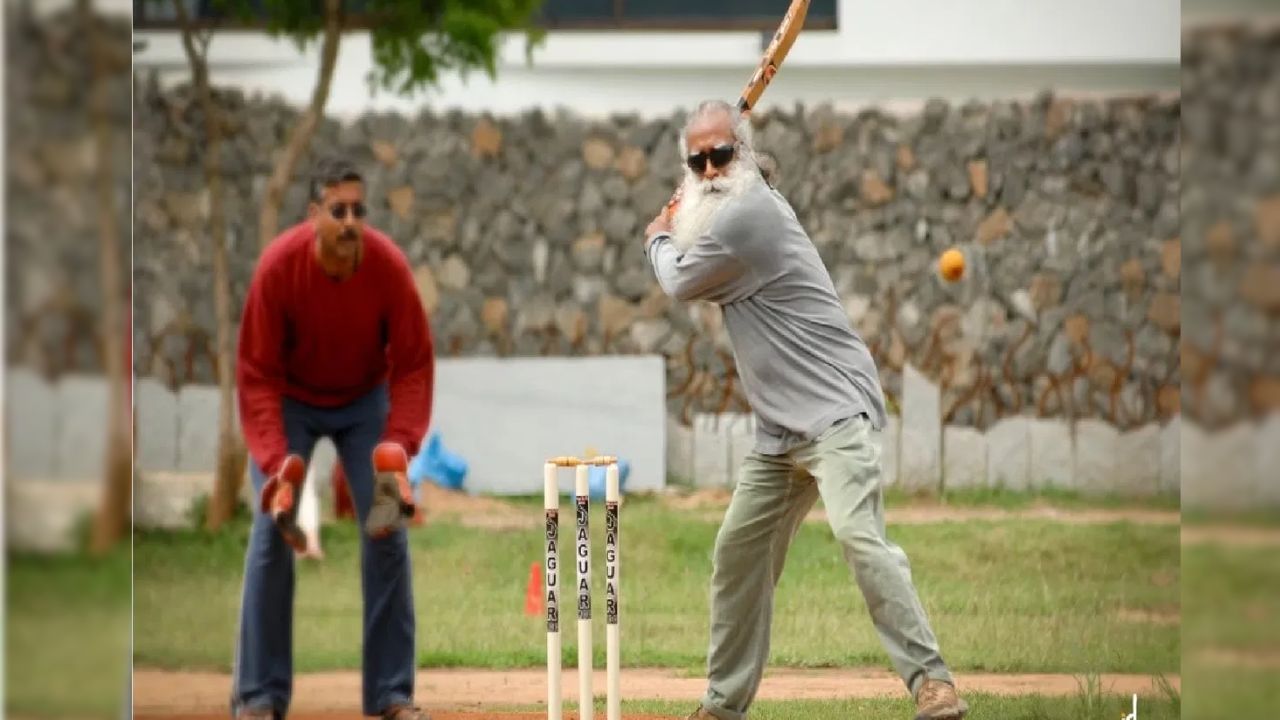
left=366, top=442, right=416, bottom=540
left=259, top=454, right=308, bottom=552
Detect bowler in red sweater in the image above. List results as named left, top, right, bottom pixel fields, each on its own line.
left=231, top=158, right=433, bottom=720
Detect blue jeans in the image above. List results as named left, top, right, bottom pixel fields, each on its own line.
left=230, top=386, right=416, bottom=718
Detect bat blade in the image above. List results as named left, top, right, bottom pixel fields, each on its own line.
left=737, top=0, right=811, bottom=112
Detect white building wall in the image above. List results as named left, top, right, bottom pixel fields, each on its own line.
left=133, top=0, right=1180, bottom=119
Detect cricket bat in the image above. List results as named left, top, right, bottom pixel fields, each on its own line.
left=736, top=0, right=811, bottom=113
left=664, top=0, right=811, bottom=218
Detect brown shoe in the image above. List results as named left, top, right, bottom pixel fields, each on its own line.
left=685, top=708, right=718, bottom=720
left=383, top=704, right=430, bottom=720
left=235, top=706, right=273, bottom=720
left=914, top=679, right=968, bottom=720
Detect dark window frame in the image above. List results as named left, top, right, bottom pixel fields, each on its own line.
left=132, top=0, right=838, bottom=32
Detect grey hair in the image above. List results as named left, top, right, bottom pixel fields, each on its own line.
left=678, top=99, right=756, bottom=158
left=309, top=156, right=363, bottom=204
left=755, top=151, right=779, bottom=187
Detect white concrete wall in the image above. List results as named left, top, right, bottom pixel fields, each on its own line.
left=25, top=361, right=1280, bottom=541
left=130, top=356, right=666, bottom=495
left=133, top=0, right=1180, bottom=119
left=34, top=0, right=132, bottom=17
left=430, top=356, right=666, bottom=495
left=665, top=365, right=1202, bottom=501
left=806, top=0, right=1178, bottom=65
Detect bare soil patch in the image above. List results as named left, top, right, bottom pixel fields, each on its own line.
left=880, top=504, right=1179, bottom=526
left=1191, top=648, right=1280, bottom=670
left=406, top=487, right=1185, bottom=532
left=1114, top=608, right=1181, bottom=626
left=134, top=667, right=1181, bottom=717
left=418, top=485, right=534, bottom=530
left=660, top=488, right=733, bottom=511
left=660, top=492, right=1181, bottom=527
left=1181, top=524, right=1280, bottom=547
left=142, top=707, right=670, bottom=712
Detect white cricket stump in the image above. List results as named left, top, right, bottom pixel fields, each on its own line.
left=545, top=455, right=620, bottom=720
left=605, top=462, right=621, bottom=720
left=543, top=462, right=562, bottom=720
left=575, top=464, right=594, bottom=719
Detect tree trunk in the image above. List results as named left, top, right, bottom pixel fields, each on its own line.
left=172, top=0, right=249, bottom=531
left=258, top=0, right=343, bottom=249
left=204, top=83, right=248, bottom=530
left=84, top=0, right=131, bottom=555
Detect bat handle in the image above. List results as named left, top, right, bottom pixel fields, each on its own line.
left=663, top=187, right=683, bottom=218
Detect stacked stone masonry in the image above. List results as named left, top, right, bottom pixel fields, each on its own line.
left=131, top=75, right=1189, bottom=431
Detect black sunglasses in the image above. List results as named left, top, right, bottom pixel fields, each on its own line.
left=329, top=202, right=367, bottom=221
left=686, top=143, right=736, bottom=174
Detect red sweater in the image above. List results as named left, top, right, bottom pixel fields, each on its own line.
left=236, top=222, right=434, bottom=477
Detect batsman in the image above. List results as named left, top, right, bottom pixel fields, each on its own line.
left=644, top=101, right=969, bottom=720
left=232, top=157, right=434, bottom=720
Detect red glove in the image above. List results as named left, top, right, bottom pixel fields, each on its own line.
left=260, top=454, right=307, bottom=552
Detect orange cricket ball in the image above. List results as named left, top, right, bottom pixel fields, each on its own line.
left=938, top=248, right=966, bottom=282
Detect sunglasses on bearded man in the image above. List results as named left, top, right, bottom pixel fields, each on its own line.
left=686, top=143, right=736, bottom=174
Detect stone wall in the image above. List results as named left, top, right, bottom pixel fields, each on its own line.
left=1181, top=25, right=1280, bottom=430
left=133, top=73, right=1181, bottom=430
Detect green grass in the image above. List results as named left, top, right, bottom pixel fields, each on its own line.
left=1181, top=534, right=1280, bottom=718
left=1182, top=667, right=1280, bottom=719
left=6, top=547, right=132, bottom=718
left=1182, top=542, right=1280, bottom=652
left=883, top=486, right=1182, bottom=511
left=135, top=494, right=1179, bottom=675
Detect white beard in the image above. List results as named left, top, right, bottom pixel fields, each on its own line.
left=671, top=159, right=759, bottom=253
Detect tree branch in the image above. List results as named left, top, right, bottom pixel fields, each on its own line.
left=257, top=0, right=343, bottom=249
left=173, top=0, right=208, bottom=78
left=174, top=0, right=248, bottom=531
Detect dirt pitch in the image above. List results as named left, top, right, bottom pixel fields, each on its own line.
left=134, top=668, right=1180, bottom=719
left=140, top=714, right=670, bottom=720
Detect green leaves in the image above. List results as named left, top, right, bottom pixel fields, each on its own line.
left=204, top=0, right=546, bottom=96
left=365, top=0, right=545, bottom=95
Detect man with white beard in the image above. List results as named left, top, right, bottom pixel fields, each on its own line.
left=643, top=100, right=969, bottom=720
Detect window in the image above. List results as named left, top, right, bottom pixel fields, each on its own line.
left=133, top=0, right=838, bottom=31
left=537, top=0, right=837, bottom=30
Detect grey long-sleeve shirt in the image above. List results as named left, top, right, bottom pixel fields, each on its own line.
left=646, top=179, right=887, bottom=455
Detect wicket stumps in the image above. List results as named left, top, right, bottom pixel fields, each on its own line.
left=543, top=455, right=621, bottom=720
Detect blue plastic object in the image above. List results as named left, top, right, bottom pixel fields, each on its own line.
left=586, top=459, right=630, bottom=500
left=408, top=432, right=468, bottom=491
